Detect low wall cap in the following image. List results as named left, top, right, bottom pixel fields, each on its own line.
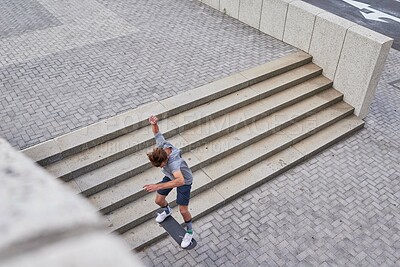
left=348, top=25, right=394, bottom=44
left=317, top=12, right=356, bottom=29
left=290, top=0, right=325, bottom=15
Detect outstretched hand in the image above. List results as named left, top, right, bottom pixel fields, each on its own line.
left=149, top=115, right=158, bottom=125
left=143, top=184, right=159, bottom=192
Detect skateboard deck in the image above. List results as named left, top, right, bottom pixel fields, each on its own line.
left=158, top=214, right=197, bottom=249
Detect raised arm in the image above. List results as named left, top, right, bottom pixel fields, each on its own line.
left=149, top=115, right=159, bottom=134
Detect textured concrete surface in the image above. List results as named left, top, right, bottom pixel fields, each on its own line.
left=309, top=12, right=355, bottom=81
left=202, top=0, right=220, bottom=10
left=0, top=139, right=144, bottom=267
left=334, top=25, right=393, bottom=119
left=283, top=1, right=325, bottom=52
left=1, top=0, right=399, bottom=266
left=238, top=0, right=263, bottom=29
left=260, top=0, right=295, bottom=40
left=0, top=138, right=102, bottom=254
left=220, top=0, right=240, bottom=18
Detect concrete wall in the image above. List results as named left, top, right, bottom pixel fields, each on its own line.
left=220, top=0, right=240, bottom=18
left=203, top=0, right=220, bottom=10
left=200, top=0, right=393, bottom=119
left=238, top=0, right=263, bottom=29
left=0, top=138, right=144, bottom=267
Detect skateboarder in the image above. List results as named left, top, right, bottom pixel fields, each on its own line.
left=143, top=115, right=194, bottom=248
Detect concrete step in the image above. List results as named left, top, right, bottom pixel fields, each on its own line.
left=88, top=88, right=342, bottom=215
left=20, top=51, right=365, bottom=253
left=104, top=101, right=355, bottom=235
left=23, top=51, right=312, bottom=166
left=122, top=114, right=364, bottom=251
left=43, top=62, right=321, bottom=183
left=68, top=74, right=329, bottom=198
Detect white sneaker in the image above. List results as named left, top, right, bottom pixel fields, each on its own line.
left=155, top=210, right=171, bottom=223
left=181, top=231, right=194, bottom=248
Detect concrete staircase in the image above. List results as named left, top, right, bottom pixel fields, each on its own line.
left=23, top=51, right=364, bottom=251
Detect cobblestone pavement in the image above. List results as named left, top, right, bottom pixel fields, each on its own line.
left=1, top=0, right=399, bottom=266
left=0, top=0, right=296, bottom=149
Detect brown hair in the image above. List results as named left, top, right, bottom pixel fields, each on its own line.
left=147, top=147, right=168, bottom=167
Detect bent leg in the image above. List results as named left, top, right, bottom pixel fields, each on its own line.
left=176, top=183, right=192, bottom=222
left=155, top=192, right=172, bottom=223
left=179, top=204, right=194, bottom=248
left=155, top=176, right=172, bottom=207
left=155, top=193, right=168, bottom=207
left=179, top=205, right=192, bottom=222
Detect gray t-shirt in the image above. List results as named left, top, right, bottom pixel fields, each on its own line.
left=155, top=132, right=193, bottom=185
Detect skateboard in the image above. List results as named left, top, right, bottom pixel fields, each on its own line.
left=158, top=213, right=197, bottom=249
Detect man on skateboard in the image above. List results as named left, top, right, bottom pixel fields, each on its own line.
left=143, top=115, right=194, bottom=248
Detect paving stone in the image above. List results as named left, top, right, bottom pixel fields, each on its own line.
left=0, top=0, right=61, bottom=38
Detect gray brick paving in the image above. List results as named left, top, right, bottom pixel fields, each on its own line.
left=1, top=0, right=399, bottom=266
left=0, top=0, right=296, bottom=150
left=0, top=0, right=61, bottom=38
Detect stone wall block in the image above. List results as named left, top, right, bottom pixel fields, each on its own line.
left=309, top=12, right=356, bottom=80
left=238, top=0, right=263, bottom=29
left=202, top=0, right=220, bottom=10
left=220, top=0, right=240, bottom=18
left=283, top=1, right=324, bottom=52
left=260, top=0, right=295, bottom=40
left=334, top=25, right=393, bottom=118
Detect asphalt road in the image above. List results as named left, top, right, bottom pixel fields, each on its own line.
left=301, top=0, right=400, bottom=50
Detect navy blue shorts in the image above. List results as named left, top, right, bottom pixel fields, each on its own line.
left=157, top=176, right=192, bottom=206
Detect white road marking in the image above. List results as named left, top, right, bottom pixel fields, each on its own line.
left=342, top=0, right=400, bottom=23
